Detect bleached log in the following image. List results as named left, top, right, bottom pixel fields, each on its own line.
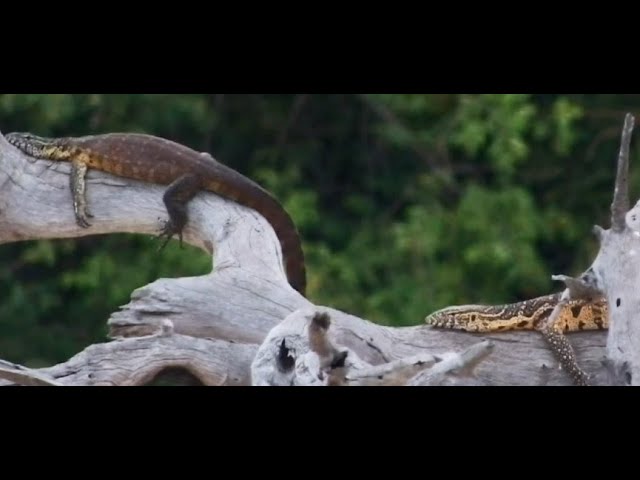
left=0, top=324, right=257, bottom=386
left=536, top=114, right=640, bottom=386
left=0, top=129, right=615, bottom=386
left=251, top=309, right=495, bottom=386
left=590, top=114, right=640, bottom=384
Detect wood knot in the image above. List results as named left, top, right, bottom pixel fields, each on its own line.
left=159, top=319, right=174, bottom=336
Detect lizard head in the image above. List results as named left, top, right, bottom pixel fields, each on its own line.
left=4, top=132, right=59, bottom=157
left=5, top=131, right=50, bottom=143
left=424, top=304, right=489, bottom=330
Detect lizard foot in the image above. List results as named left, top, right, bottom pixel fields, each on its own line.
left=156, top=219, right=184, bottom=251
left=75, top=211, right=93, bottom=229
left=72, top=199, right=94, bottom=228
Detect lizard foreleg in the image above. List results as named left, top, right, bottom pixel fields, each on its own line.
left=70, top=159, right=93, bottom=228
left=158, top=173, right=201, bottom=250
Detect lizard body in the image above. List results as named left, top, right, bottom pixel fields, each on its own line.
left=424, top=293, right=609, bottom=385
left=5, top=132, right=307, bottom=296
left=425, top=293, right=608, bottom=333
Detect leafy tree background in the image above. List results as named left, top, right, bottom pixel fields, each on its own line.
left=0, top=94, right=637, bottom=366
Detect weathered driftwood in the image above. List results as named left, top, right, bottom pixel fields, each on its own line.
left=0, top=321, right=256, bottom=386
left=0, top=125, right=631, bottom=386
left=548, top=114, right=640, bottom=385
left=251, top=308, right=496, bottom=386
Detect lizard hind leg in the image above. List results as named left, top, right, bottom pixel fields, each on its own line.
left=537, top=301, right=594, bottom=386
left=70, top=160, right=94, bottom=228
left=157, top=173, right=201, bottom=250
left=540, top=327, right=590, bottom=386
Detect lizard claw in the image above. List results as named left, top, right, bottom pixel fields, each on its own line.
left=156, top=222, right=174, bottom=251
left=573, top=369, right=590, bottom=387
left=73, top=202, right=93, bottom=228
left=157, top=235, right=172, bottom=252
left=156, top=219, right=185, bottom=251
left=75, top=213, right=92, bottom=229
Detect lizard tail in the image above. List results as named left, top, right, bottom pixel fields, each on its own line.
left=264, top=208, right=307, bottom=297
left=200, top=161, right=307, bottom=297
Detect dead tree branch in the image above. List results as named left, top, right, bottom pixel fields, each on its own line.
left=0, top=125, right=629, bottom=386
left=611, top=114, right=634, bottom=231
left=542, top=113, right=640, bottom=386
left=0, top=327, right=256, bottom=386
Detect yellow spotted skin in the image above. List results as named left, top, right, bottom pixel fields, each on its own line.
left=424, top=293, right=608, bottom=386
left=424, top=293, right=608, bottom=334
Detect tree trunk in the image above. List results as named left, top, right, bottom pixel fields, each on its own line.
left=0, top=120, right=634, bottom=386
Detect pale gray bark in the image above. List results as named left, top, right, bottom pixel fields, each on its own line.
left=0, top=124, right=632, bottom=386
left=250, top=308, right=496, bottom=386
left=249, top=306, right=608, bottom=386
left=540, top=114, right=640, bottom=385
left=592, top=114, right=640, bottom=384
left=0, top=326, right=257, bottom=386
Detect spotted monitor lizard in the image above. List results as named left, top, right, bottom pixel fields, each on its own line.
left=424, top=292, right=609, bottom=385
left=5, top=132, right=307, bottom=296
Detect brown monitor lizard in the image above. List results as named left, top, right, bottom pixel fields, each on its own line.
left=424, top=292, right=609, bottom=385
left=4, top=132, right=307, bottom=296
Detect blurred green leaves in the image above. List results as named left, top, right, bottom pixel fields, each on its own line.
left=0, top=93, right=630, bottom=365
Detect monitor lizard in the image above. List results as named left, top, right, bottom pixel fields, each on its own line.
left=4, top=132, right=307, bottom=296
left=424, top=292, right=609, bottom=386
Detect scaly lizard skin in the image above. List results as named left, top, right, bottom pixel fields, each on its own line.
left=424, top=293, right=609, bottom=385
left=5, top=132, right=307, bottom=296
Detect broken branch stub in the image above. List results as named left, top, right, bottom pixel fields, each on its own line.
left=611, top=114, right=634, bottom=232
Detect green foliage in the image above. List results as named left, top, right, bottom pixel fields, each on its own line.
left=0, top=94, right=635, bottom=365
left=450, top=94, right=536, bottom=180
left=550, top=97, right=584, bottom=155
